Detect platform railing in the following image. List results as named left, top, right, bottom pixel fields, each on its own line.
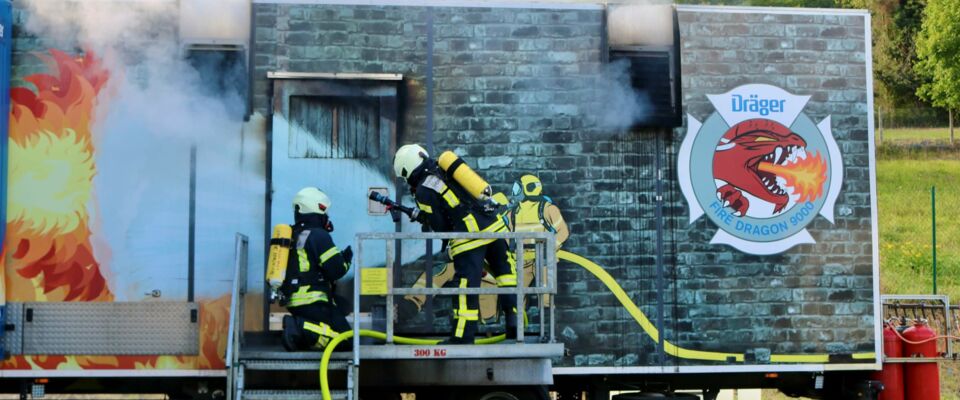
left=226, top=233, right=249, bottom=400
left=880, top=294, right=955, bottom=360
left=351, top=231, right=558, bottom=397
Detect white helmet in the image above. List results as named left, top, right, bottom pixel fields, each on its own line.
left=293, top=187, right=331, bottom=215
left=393, top=144, right=429, bottom=180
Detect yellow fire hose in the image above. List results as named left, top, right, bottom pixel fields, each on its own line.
left=556, top=250, right=875, bottom=363
left=318, top=250, right=875, bottom=400
left=319, top=330, right=505, bottom=400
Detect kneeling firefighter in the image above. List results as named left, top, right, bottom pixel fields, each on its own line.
left=268, top=187, right=353, bottom=351
left=393, top=144, right=519, bottom=343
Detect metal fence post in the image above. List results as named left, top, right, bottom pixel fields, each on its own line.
left=353, top=239, right=362, bottom=367
left=932, top=186, right=937, bottom=295
left=515, top=237, right=524, bottom=342
left=386, top=239, right=395, bottom=344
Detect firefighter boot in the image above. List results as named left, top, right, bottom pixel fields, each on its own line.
left=281, top=315, right=302, bottom=351
left=398, top=298, right=420, bottom=321
left=442, top=320, right=477, bottom=344
left=504, top=307, right=523, bottom=340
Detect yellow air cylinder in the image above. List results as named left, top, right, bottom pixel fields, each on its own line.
left=437, top=151, right=492, bottom=200
left=266, top=224, right=293, bottom=290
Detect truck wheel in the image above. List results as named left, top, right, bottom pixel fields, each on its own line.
left=613, top=394, right=698, bottom=399
left=479, top=393, right=521, bottom=400
left=459, top=387, right=545, bottom=400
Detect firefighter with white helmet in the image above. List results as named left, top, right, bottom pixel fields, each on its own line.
left=394, top=144, right=519, bottom=343
left=279, top=187, right=353, bottom=351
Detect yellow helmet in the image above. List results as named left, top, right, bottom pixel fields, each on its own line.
left=519, top=174, right=542, bottom=197
left=394, top=144, right=429, bottom=180
left=293, top=187, right=331, bottom=215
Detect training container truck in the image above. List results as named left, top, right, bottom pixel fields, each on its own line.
left=0, top=1, right=880, bottom=399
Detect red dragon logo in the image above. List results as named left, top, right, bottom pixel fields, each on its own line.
left=712, top=119, right=827, bottom=217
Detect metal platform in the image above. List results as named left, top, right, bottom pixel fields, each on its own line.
left=240, top=343, right=564, bottom=361
left=235, top=339, right=561, bottom=388
left=227, top=232, right=564, bottom=400
left=241, top=359, right=350, bottom=371
left=242, top=389, right=348, bottom=400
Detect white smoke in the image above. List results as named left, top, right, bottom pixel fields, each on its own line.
left=22, top=0, right=265, bottom=301
left=594, top=58, right=654, bottom=131
left=593, top=2, right=675, bottom=131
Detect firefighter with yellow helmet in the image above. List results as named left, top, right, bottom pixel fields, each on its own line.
left=393, top=144, right=518, bottom=343
left=272, top=187, right=353, bottom=351
left=508, top=174, right=569, bottom=298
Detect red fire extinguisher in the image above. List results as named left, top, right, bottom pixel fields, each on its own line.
left=872, top=321, right=904, bottom=400
left=902, top=319, right=939, bottom=400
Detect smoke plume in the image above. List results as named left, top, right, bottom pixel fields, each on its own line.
left=594, top=59, right=653, bottom=131
left=21, top=0, right=265, bottom=301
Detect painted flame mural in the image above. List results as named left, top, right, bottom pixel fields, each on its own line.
left=756, top=151, right=828, bottom=203
left=2, top=49, right=229, bottom=370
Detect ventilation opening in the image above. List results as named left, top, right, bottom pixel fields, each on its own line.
left=607, top=4, right=682, bottom=128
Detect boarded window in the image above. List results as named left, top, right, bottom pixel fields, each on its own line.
left=288, top=96, right=380, bottom=159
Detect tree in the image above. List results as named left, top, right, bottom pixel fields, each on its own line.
left=873, top=0, right=927, bottom=109
left=914, top=0, right=960, bottom=143
left=747, top=0, right=837, bottom=6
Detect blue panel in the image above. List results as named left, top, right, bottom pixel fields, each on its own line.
left=0, top=0, right=12, bottom=356
left=0, top=0, right=9, bottom=259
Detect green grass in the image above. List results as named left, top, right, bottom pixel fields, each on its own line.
left=879, top=127, right=958, bottom=144
left=877, top=157, right=960, bottom=298
left=875, top=136, right=960, bottom=400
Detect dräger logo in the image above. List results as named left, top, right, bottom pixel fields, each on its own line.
left=731, top=94, right=786, bottom=116
left=680, top=84, right=843, bottom=255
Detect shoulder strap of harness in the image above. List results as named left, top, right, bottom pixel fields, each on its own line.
left=292, top=229, right=324, bottom=284
left=424, top=172, right=481, bottom=213
left=537, top=201, right=557, bottom=234
left=421, top=175, right=446, bottom=194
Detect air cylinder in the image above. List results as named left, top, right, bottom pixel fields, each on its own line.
left=872, top=322, right=903, bottom=400
left=437, top=151, right=492, bottom=201
left=266, top=224, right=293, bottom=291
left=902, top=320, right=939, bottom=400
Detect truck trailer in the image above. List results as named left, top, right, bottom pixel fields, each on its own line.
left=0, top=1, right=882, bottom=399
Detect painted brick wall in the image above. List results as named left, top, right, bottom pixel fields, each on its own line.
left=11, top=2, right=77, bottom=85
left=668, top=9, right=874, bottom=362
left=9, top=2, right=877, bottom=369
left=251, top=4, right=876, bottom=369
left=251, top=3, right=671, bottom=367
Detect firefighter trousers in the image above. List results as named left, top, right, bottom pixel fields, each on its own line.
left=451, top=239, right=518, bottom=342
left=284, top=300, right=351, bottom=351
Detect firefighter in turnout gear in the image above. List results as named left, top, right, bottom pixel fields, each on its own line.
left=393, top=144, right=519, bottom=343
left=507, top=174, right=568, bottom=306
left=280, top=187, right=353, bottom=351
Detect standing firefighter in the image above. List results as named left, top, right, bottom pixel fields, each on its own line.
left=508, top=174, right=569, bottom=301
left=277, top=187, right=353, bottom=351
left=393, top=144, right=519, bottom=343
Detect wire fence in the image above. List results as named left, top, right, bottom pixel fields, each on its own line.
left=877, top=107, right=950, bottom=129
left=876, top=107, right=956, bottom=144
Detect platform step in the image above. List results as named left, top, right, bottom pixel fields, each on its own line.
left=243, top=359, right=349, bottom=371
left=242, top=389, right=348, bottom=400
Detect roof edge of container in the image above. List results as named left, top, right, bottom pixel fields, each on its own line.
left=251, top=0, right=603, bottom=10
left=675, top=4, right=869, bottom=16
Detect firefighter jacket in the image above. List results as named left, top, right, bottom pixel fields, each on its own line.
left=509, top=198, right=569, bottom=248
left=282, top=226, right=351, bottom=308
left=413, top=172, right=508, bottom=257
